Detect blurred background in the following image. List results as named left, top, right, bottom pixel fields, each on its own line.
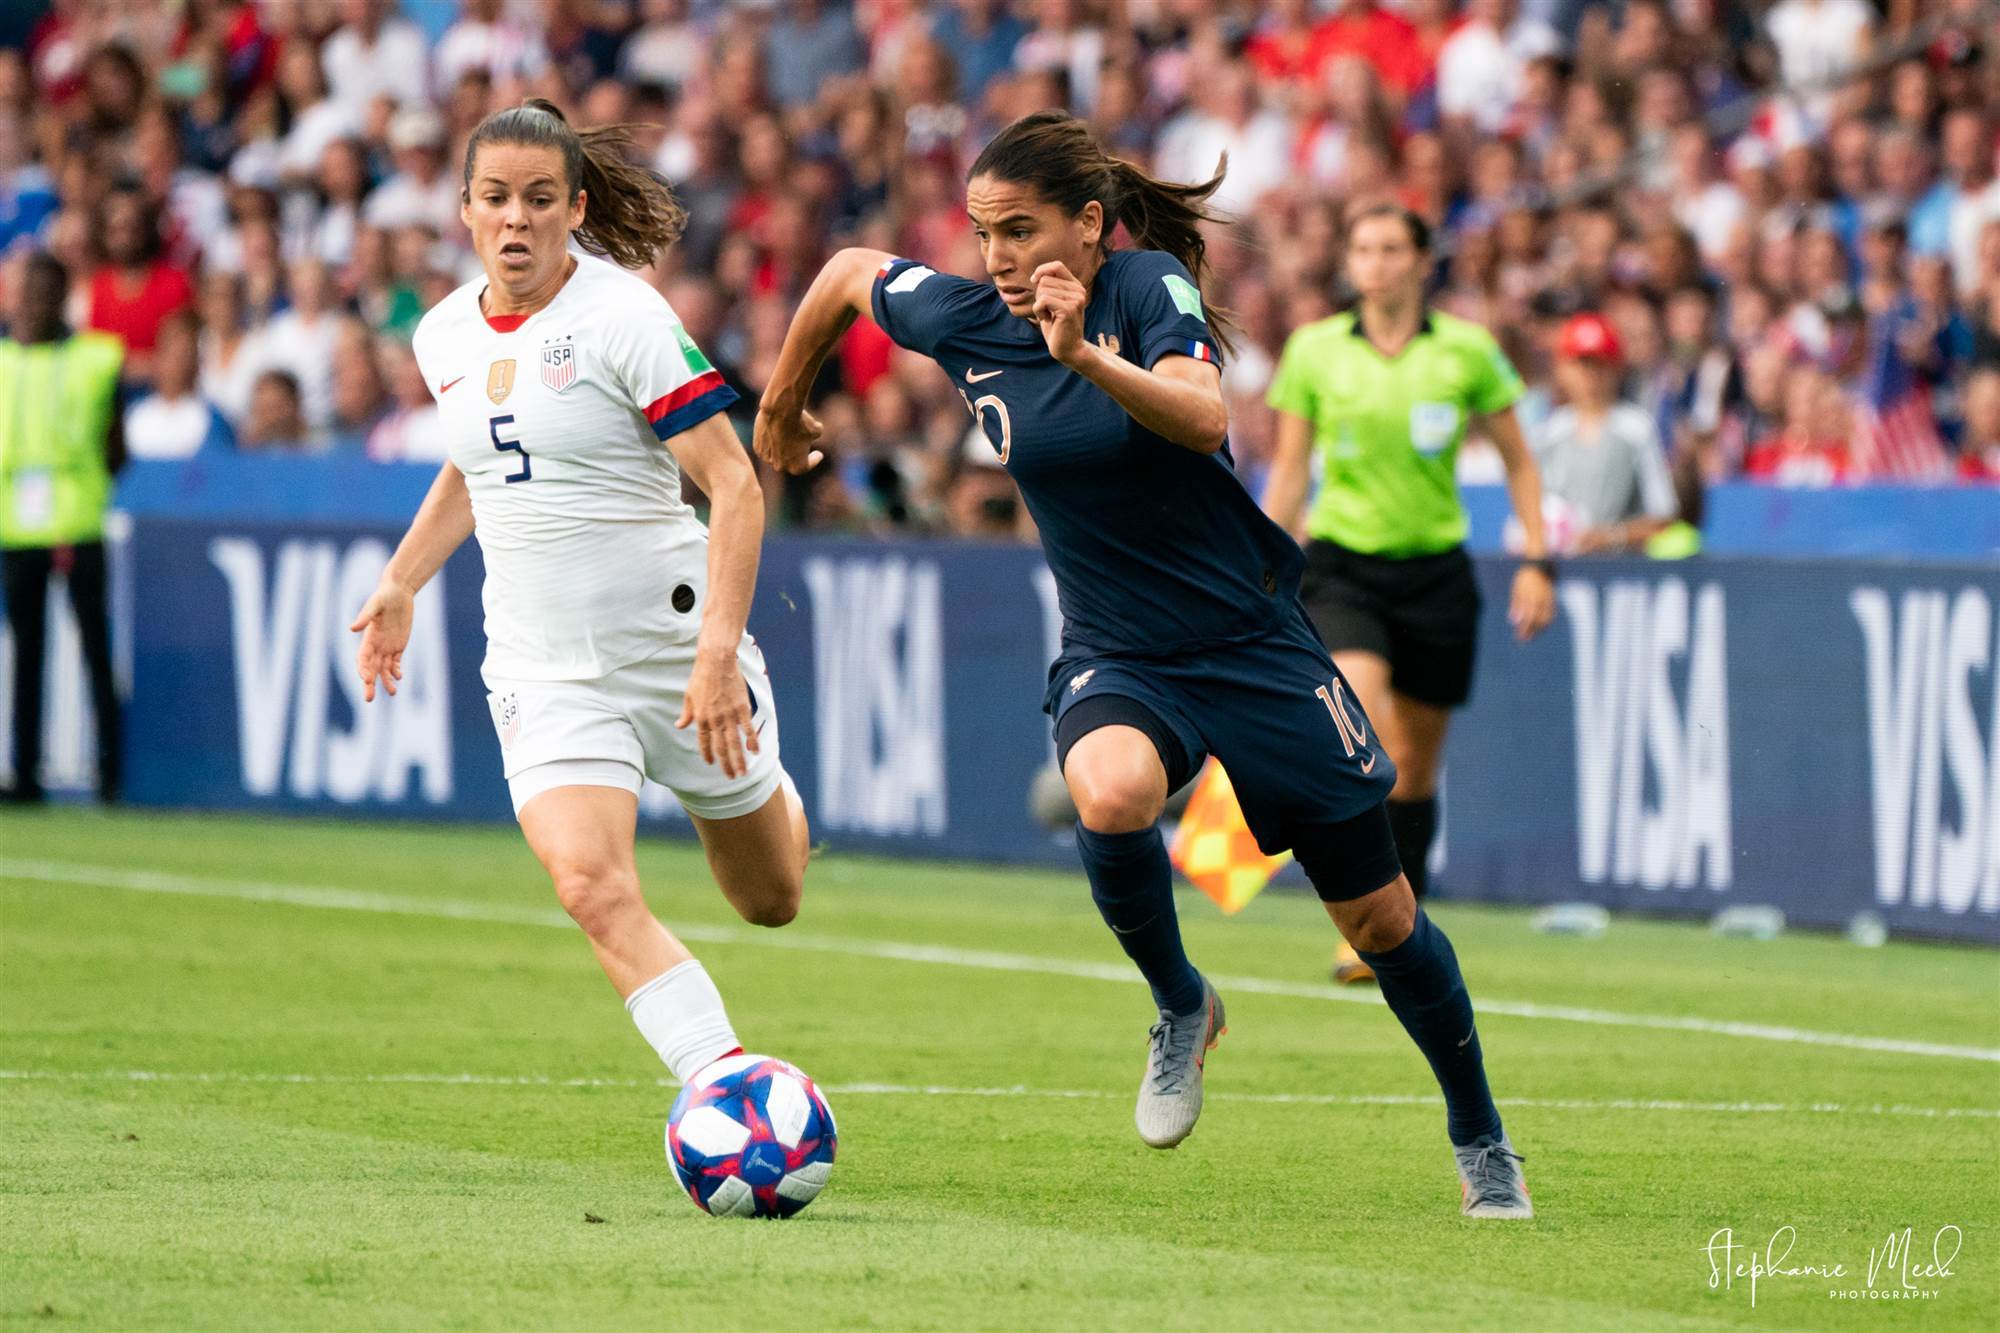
left=2, top=0, right=1996, bottom=520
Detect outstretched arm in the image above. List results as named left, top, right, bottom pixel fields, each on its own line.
left=351, top=460, right=474, bottom=701
left=754, top=246, right=893, bottom=475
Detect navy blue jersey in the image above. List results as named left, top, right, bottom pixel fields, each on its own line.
left=870, top=249, right=1304, bottom=658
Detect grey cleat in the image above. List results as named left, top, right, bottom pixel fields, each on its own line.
left=1455, top=1133, right=1534, bottom=1218
left=1134, top=978, right=1225, bottom=1149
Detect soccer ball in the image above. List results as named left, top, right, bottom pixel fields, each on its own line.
left=666, top=1053, right=837, bottom=1218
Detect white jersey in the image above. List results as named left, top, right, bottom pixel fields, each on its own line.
left=412, top=253, right=739, bottom=681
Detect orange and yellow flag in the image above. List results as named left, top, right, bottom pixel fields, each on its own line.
left=1169, top=758, right=1290, bottom=914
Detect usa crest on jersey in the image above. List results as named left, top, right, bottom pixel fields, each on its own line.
left=541, top=335, right=577, bottom=392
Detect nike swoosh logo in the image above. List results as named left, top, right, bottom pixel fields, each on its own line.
left=1457, top=1027, right=1476, bottom=1048
left=440, top=376, right=464, bottom=393
left=1360, top=752, right=1378, bottom=774
left=966, top=368, right=1003, bottom=383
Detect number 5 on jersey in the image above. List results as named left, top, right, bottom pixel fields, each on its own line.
left=490, top=414, right=531, bottom=483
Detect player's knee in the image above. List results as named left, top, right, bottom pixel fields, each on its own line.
left=1331, top=877, right=1417, bottom=953
left=1070, top=774, right=1163, bottom=834
left=550, top=861, right=641, bottom=938
left=737, top=877, right=800, bottom=929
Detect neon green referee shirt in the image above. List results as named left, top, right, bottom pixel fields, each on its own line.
left=1267, top=309, right=1523, bottom=557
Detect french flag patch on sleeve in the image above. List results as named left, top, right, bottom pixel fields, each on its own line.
left=1187, top=340, right=1214, bottom=362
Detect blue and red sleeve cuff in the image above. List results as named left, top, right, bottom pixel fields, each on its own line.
left=1140, top=333, right=1222, bottom=370
left=645, top=370, right=740, bottom=441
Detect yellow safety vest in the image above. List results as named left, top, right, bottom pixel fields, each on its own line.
left=0, top=330, right=123, bottom=548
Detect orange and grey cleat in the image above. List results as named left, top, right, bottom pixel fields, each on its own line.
left=1134, top=977, right=1226, bottom=1149
left=1331, top=940, right=1376, bottom=985
left=1456, top=1134, right=1534, bottom=1219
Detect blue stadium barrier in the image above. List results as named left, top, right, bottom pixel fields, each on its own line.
left=1462, top=482, right=2000, bottom=560
left=115, top=457, right=2000, bottom=558
left=2, top=457, right=1996, bottom=944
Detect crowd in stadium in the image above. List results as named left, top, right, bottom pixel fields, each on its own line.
left=2, top=0, right=1998, bottom=541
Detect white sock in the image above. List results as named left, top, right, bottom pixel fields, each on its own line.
left=625, top=960, right=741, bottom=1082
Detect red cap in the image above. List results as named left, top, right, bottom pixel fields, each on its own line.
left=1556, top=312, right=1623, bottom=364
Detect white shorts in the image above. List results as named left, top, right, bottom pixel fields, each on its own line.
left=484, top=636, right=784, bottom=821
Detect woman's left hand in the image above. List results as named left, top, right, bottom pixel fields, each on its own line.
left=1031, top=261, right=1090, bottom=366
left=676, top=647, right=759, bottom=778
left=1509, top=565, right=1558, bottom=641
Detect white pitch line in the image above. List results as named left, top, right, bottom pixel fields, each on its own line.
left=5, top=856, right=1998, bottom=1065
left=3, top=1068, right=1997, bottom=1121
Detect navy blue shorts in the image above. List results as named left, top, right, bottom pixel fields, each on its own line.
left=1046, top=608, right=1399, bottom=857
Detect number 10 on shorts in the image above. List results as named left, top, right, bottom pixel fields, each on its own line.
left=1315, top=680, right=1370, bottom=759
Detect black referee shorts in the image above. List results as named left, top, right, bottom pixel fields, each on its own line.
left=1298, top=540, right=1482, bottom=708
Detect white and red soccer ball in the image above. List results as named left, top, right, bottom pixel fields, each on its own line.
left=666, top=1054, right=837, bottom=1218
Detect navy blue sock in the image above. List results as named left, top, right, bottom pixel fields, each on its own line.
left=1358, top=910, right=1503, bottom=1146
left=1075, top=823, right=1204, bottom=1016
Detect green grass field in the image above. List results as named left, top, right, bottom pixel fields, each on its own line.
left=2, top=806, right=1996, bottom=1330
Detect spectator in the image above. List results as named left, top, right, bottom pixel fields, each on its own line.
left=1536, top=312, right=1677, bottom=553
left=1015, top=0, right=1104, bottom=117
left=1436, top=0, right=1561, bottom=136
left=944, top=426, right=1026, bottom=541
left=1957, top=366, right=2000, bottom=480
left=765, top=1, right=866, bottom=111
left=0, top=103, right=60, bottom=254
left=275, top=33, right=360, bottom=183
left=84, top=184, right=195, bottom=385
left=1764, top=0, right=1874, bottom=118
left=1717, top=337, right=1789, bottom=473
left=931, top=0, right=1029, bottom=106
left=245, top=257, right=341, bottom=433
left=363, top=105, right=458, bottom=240
left=1744, top=365, right=1854, bottom=485
left=196, top=267, right=258, bottom=426
left=132, top=107, right=228, bottom=270
left=321, top=0, right=429, bottom=118
left=329, top=316, right=387, bottom=445
left=436, top=0, right=551, bottom=95
left=1296, top=55, right=1396, bottom=194
left=1309, top=0, right=1430, bottom=103
left=1154, top=60, right=1291, bottom=219
left=1668, top=125, right=1747, bottom=265
left=125, top=310, right=235, bottom=459
left=1656, top=283, right=1736, bottom=454
left=0, top=251, right=123, bottom=804
left=621, top=0, right=702, bottom=93
left=240, top=368, right=311, bottom=452
left=306, top=137, right=372, bottom=269
left=365, top=334, right=444, bottom=464
left=1930, top=107, right=2000, bottom=297
left=1247, top=0, right=1323, bottom=88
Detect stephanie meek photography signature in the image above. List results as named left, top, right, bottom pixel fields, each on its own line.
left=1702, top=1225, right=1963, bottom=1307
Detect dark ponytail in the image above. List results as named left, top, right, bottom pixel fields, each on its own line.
left=463, top=98, right=687, bottom=270
left=969, top=110, right=1239, bottom=355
